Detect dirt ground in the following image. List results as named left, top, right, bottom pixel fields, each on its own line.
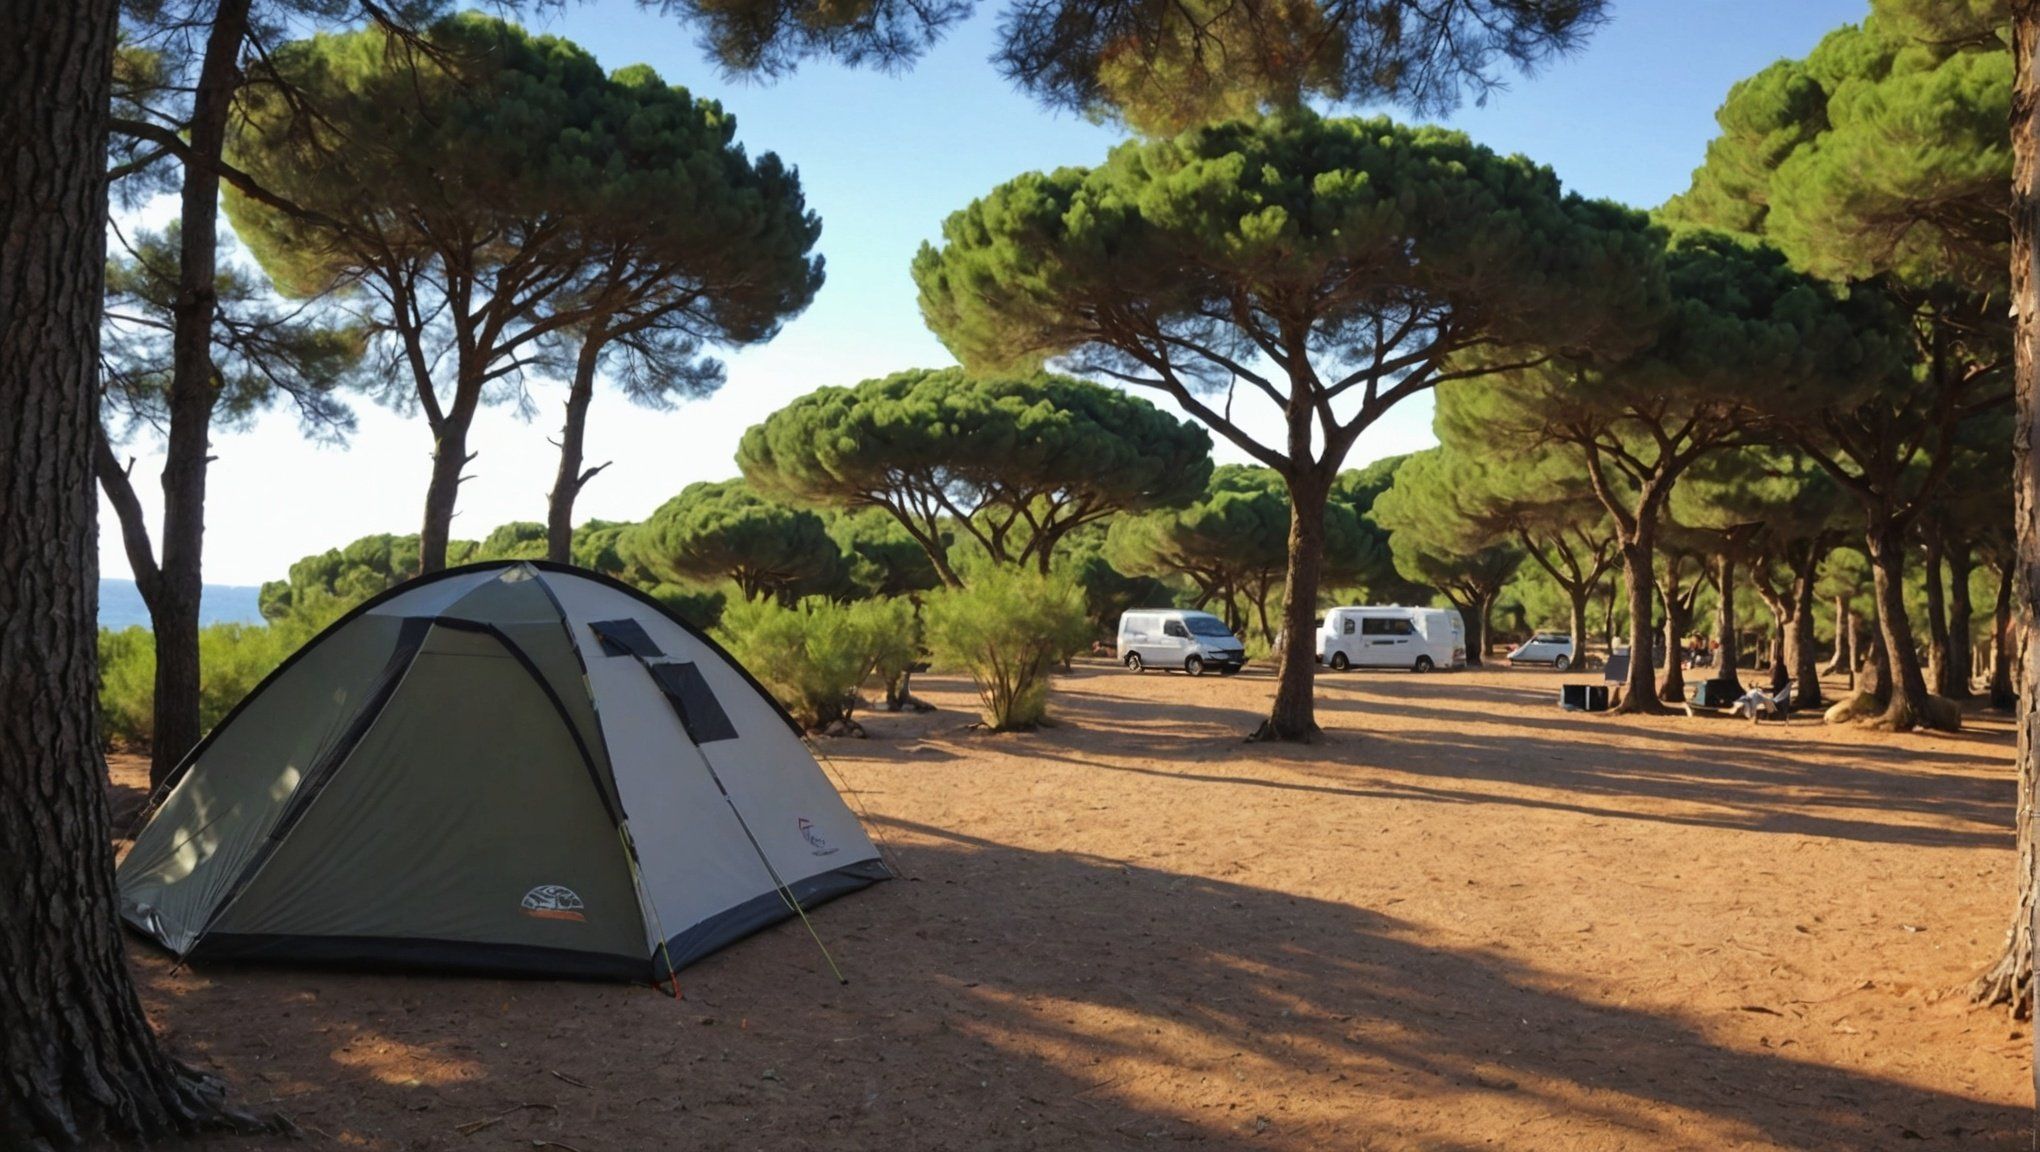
left=104, top=661, right=2032, bottom=1150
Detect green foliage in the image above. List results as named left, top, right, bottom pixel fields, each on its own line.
left=1052, top=521, right=1175, bottom=634
left=714, top=596, right=911, bottom=729
left=1665, top=10, right=2008, bottom=293
left=98, top=627, right=157, bottom=747
left=1330, top=456, right=1432, bottom=604
left=260, top=532, right=481, bottom=628
left=475, top=522, right=550, bottom=561
left=922, top=567, right=1091, bottom=731
left=741, top=367, right=1212, bottom=583
left=1108, top=464, right=1367, bottom=638
left=827, top=507, right=943, bottom=599
left=1369, top=449, right=1524, bottom=646
left=644, top=583, right=729, bottom=631
left=226, top=13, right=823, bottom=569
left=678, top=0, right=1603, bottom=137
left=622, top=479, right=842, bottom=602
left=101, top=226, right=365, bottom=443
left=915, top=112, right=1657, bottom=389
left=98, top=621, right=307, bottom=748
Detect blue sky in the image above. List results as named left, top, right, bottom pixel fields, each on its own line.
left=118, top=0, right=1870, bottom=586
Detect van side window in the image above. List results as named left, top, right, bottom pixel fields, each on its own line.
left=1362, top=617, right=1416, bottom=636
left=1163, top=620, right=1189, bottom=638
left=1341, top=618, right=1356, bottom=635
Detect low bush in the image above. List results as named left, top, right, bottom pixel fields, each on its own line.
left=99, top=627, right=157, bottom=747
left=98, top=620, right=304, bottom=748
left=714, top=596, right=908, bottom=730
left=923, top=568, right=1090, bottom=731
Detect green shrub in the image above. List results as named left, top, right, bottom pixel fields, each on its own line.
left=645, top=582, right=727, bottom=631
left=99, top=627, right=157, bottom=747
left=714, top=596, right=907, bottom=730
left=197, top=622, right=300, bottom=729
left=923, top=568, right=1090, bottom=731
left=98, top=620, right=305, bottom=749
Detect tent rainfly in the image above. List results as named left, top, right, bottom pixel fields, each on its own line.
left=117, top=561, right=888, bottom=982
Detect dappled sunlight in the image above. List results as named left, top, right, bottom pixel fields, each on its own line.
left=326, top=1028, right=484, bottom=1088
left=109, top=664, right=2028, bottom=1149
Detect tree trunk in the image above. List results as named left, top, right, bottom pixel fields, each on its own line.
left=1567, top=585, right=1590, bottom=663
left=1946, top=539, right=1976, bottom=700
left=1924, top=531, right=1953, bottom=698
left=1658, top=585, right=1690, bottom=704
left=1790, top=561, right=1822, bottom=708
left=1980, top=0, right=2039, bottom=1020
left=1820, top=594, right=1848, bottom=676
left=546, top=333, right=605, bottom=564
left=419, top=413, right=474, bottom=574
left=1845, top=609, right=1861, bottom=691
left=140, top=0, right=255, bottom=787
left=1257, top=469, right=1327, bottom=741
left=1995, top=556, right=2018, bottom=711
left=1458, top=593, right=1488, bottom=667
left=1865, top=518, right=1942, bottom=729
left=1602, top=579, right=1618, bottom=654
left=1712, top=551, right=1740, bottom=691
left=1860, top=612, right=1891, bottom=701
left=1613, top=534, right=1666, bottom=713
left=0, top=4, right=244, bottom=1143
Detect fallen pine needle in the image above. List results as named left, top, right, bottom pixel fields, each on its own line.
left=455, top=1103, right=556, bottom=1136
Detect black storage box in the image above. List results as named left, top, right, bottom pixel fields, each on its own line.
left=1560, top=683, right=1609, bottom=712
left=1688, top=678, right=1742, bottom=709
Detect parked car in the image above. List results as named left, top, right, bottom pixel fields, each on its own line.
left=1117, top=609, right=1248, bottom=675
left=1316, top=606, right=1465, bottom=673
left=1508, top=632, right=1576, bottom=671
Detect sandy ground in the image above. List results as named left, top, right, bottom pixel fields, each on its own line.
left=102, top=661, right=2032, bottom=1150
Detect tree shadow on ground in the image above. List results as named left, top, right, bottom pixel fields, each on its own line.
left=125, top=825, right=2026, bottom=1151
left=1037, top=668, right=2010, bottom=852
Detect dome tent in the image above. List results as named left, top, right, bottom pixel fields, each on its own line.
left=117, top=561, right=887, bottom=982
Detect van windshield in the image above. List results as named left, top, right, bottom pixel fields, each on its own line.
left=1186, top=616, right=1235, bottom=638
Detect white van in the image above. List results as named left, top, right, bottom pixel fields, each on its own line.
left=1117, top=609, right=1247, bottom=676
left=1317, top=606, right=1465, bottom=672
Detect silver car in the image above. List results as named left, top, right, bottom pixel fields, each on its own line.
left=1507, top=632, right=1575, bottom=671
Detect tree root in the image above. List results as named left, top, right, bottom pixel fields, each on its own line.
left=1822, top=692, right=1962, bottom=731
left=1969, top=949, right=2032, bottom=1019
left=1246, top=719, right=1320, bottom=743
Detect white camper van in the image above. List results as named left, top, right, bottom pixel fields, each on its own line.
left=1117, top=609, right=1247, bottom=676
left=1317, top=606, right=1465, bottom=672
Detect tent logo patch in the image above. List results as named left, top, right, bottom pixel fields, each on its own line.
left=520, top=885, right=586, bottom=922
left=798, top=818, right=838, bottom=857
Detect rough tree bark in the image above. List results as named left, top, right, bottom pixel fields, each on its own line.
left=0, top=4, right=254, bottom=1143
left=1993, top=557, right=2017, bottom=710
left=418, top=372, right=482, bottom=573
left=1946, top=539, right=1976, bottom=700
left=1820, top=594, right=1849, bottom=676
left=134, top=0, right=256, bottom=787
left=1712, top=551, right=1741, bottom=691
left=546, top=328, right=611, bottom=564
left=1615, top=536, right=1666, bottom=713
left=1657, top=565, right=1699, bottom=705
left=1788, top=550, right=1824, bottom=708
left=1924, top=530, right=1954, bottom=698
left=1258, top=467, right=1329, bottom=740
left=1864, top=518, right=1941, bottom=729
left=1976, top=0, right=2038, bottom=1019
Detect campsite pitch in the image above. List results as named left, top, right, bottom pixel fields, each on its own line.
left=110, top=663, right=2029, bottom=1150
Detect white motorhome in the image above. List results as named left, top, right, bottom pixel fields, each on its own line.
left=1117, top=609, right=1247, bottom=676
left=1317, top=606, right=1465, bottom=672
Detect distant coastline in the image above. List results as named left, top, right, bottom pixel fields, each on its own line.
left=100, top=580, right=265, bottom=631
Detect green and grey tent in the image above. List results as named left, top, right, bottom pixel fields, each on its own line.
left=117, top=561, right=887, bottom=982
